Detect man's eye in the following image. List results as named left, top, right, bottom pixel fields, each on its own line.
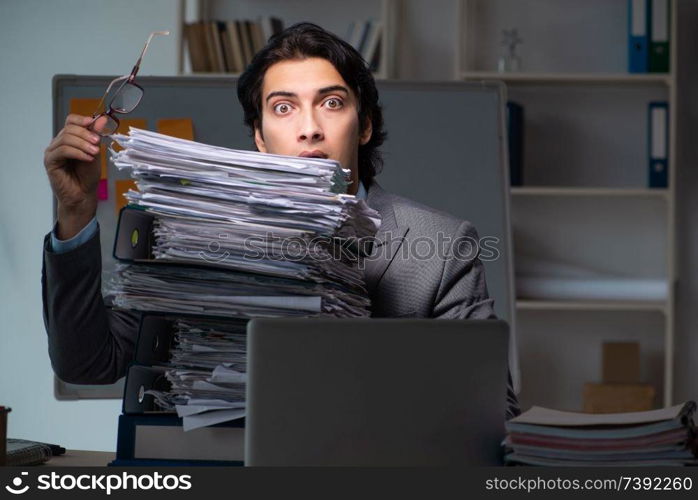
left=273, top=103, right=291, bottom=114
left=324, top=98, right=343, bottom=109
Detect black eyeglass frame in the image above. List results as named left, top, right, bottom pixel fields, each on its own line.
left=89, top=30, right=169, bottom=136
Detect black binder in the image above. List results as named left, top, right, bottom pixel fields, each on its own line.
left=122, top=364, right=172, bottom=415
left=113, top=207, right=156, bottom=261
left=134, top=314, right=177, bottom=366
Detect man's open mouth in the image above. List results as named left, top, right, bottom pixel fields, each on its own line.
left=299, top=150, right=328, bottom=159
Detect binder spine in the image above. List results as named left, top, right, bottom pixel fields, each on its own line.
left=134, top=314, right=177, bottom=366
left=122, top=364, right=172, bottom=414
left=648, top=101, right=669, bottom=188
left=628, top=0, right=650, bottom=73
left=506, top=102, right=524, bottom=187
left=649, top=0, right=671, bottom=73
left=113, top=206, right=155, bottom=261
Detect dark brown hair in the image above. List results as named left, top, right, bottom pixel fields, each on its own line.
left=237, top=22, right=386, bottom=184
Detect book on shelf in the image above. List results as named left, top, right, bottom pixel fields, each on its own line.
left=209, top=22, right=226, bottom=73
left=361, top=22, right=382, bottom=69
left=250, top=20, right=266, bottom=54
left=649, top=0, right=671, bottom=73
left=346, top=20, right=365, bottom=51
left=506, top=102, right=524, bottom=187
left=184, top=23, right=207, bottom=73
left=345, top=20, right=383, bottom=74
left=225, top=21, right=245, bottom=73
left=238, top=20, right=253, bottom=68
left=648, top=101, right=669, bottom=188
left=628, top=0, right=671, bottom=74
left=628, top=0, right=650, bottom=73
left=217, top=21, right=232, bottom=73
left=185, top=18, right=284, bottom=73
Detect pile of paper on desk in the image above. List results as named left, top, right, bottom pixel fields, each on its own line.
left=106, top=128, right=381, bottom=430
left=145, top=318, right=249, bottom=431
left=505, top=402, right=698, bottom=466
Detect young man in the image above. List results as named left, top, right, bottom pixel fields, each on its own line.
left=42, top=23, right=518, bottom=417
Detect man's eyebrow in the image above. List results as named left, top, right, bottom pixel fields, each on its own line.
left=317, top=85, right=349, bottom=95
left=265, top=91, right=296, bottom=103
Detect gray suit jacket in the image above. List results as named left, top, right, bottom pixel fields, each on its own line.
left=362, top=181, right=495, bottom=319
left=42, top=180, right=518, bottom=416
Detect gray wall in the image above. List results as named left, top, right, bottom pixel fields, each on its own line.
left=0, top=0, right=181, bottom=451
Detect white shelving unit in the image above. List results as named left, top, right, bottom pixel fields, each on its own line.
left=457, top=0, right=678, bottom=410
left=179, top=0, right=399, bottom=79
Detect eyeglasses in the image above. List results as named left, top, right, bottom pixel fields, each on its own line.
left=89, top=31, right=170, bottom=136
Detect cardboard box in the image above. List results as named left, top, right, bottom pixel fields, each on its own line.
left=583, top=383, right=655, bottom=414
left=602, top=342, right=641, bottom=383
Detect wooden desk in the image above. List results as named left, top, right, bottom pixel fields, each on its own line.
left=43, top=450, right=115, bottom=467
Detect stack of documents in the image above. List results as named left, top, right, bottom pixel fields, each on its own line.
left=505, top=402, right=698, bottom=466
left=109, top=263, right=368, bottom=318
left=145, top=318, right=248, bottom=431
left=106, top=128, right=379, bottom=319
left=106, top=128, right=380, bottom=429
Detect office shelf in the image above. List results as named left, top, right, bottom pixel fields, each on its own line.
left=511, top=187, right=669, bottom=198
left=460, top=71, right=673, bottom=86
left=516, top=299, right=667, bottom=313
left=459, top=0, right=679, bottom=409
left=180, top=0, right=398, bottom=79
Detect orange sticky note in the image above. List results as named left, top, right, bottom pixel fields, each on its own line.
left=112, top=118, right=148, bottom=152
left=69, top=98, right=101, bottom=117
left=115, top=180, right=138, bottom=214
left=117, top=118, right=147, bottom=135
left=157, top=118, right=194, bottom=140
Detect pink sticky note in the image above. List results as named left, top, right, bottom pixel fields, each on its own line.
left=98, top=179, right=108, bottom=200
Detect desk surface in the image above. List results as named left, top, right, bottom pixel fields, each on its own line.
left=44, top=450, right=115, bottom=467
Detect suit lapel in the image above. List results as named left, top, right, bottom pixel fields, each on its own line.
left=362, top=181, right=409, bottom=293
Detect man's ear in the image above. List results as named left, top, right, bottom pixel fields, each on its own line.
left=359, top=116, right=373, bottom=146
left=254, top=123, right=267, bottom=153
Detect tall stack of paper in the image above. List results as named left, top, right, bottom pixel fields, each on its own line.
left=107, top=128, right=379, bottom=320
left=107, top=128, right=380, bottom=431
left=144, top=318, right=249, bottom=431
left=505, top=402, right=697, bottom=466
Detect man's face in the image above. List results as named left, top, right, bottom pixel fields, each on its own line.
left=254, top=57, right=372, bottom=195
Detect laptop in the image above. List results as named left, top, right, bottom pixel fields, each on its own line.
left=245, top=318, right=509, bottom=466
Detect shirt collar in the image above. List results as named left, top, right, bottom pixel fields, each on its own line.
left=356, top=180, right=367, bottom=200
